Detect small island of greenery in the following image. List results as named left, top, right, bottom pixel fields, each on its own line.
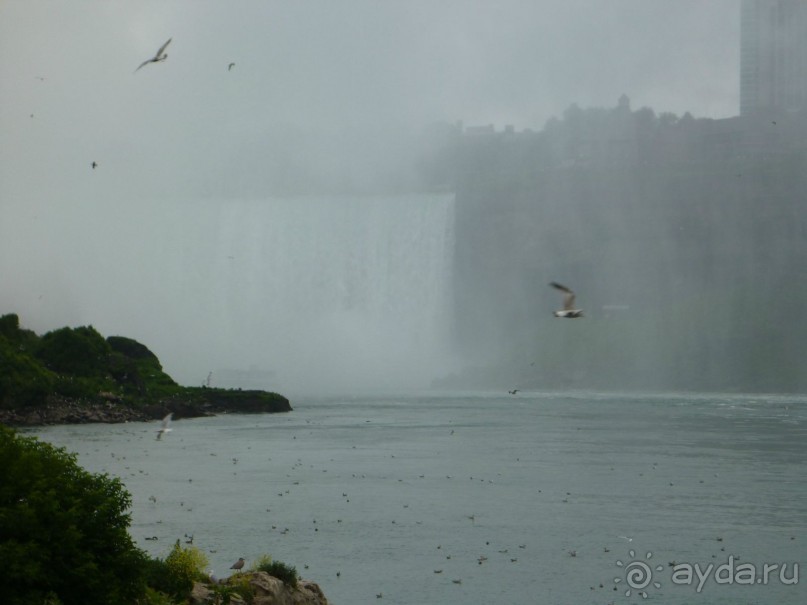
left=0, top=313, right=291, bottom=427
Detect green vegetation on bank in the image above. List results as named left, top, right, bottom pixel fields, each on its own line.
left=250, top=554, right=299, bottom=588
left=0, top=425, right=146, bottom=605
left=0, top=427, right=302, bottom=605
left=0, top=313, right=290, bottom=417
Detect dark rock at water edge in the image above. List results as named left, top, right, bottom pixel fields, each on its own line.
left=0, top=389, right=292, bottom=427
left=191, top=571, right=328, bottom=605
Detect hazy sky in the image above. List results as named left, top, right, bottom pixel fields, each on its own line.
left=1, top=1, right=740, bottom=199
left=0, top=1, right=742, bottom=390
left=1, top=1, right=739, bottom=137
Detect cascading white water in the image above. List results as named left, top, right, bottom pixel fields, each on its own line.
left=2, top=193, right=457, bottom=393
left=174, top=194, right=458, bottom=393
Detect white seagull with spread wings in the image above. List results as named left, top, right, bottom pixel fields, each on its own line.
left=550, top=282, right=584, bottom=318
left=134, top=38, right=172, bottom=73
left=156, top=412, right=173, bottom=440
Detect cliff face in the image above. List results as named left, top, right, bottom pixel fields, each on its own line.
left=450, top=107, right=807, bottom=392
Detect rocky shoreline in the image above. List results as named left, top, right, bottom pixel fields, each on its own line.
left=0, top=390, right=292, bottom=427
left=191, top=572, right=328, bottom=605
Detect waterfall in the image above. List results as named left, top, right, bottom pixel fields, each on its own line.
left=177, top=194, right=457, bottom=393
left=2, top=193, right=457, bottom=393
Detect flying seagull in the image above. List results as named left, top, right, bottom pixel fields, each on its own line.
left=91, top=161, right=98, bottom=169
left=134, top=38, right=172, bottom=73
left=550, top=282, right=584, bottom=318
left=228, top=62, right=236, bottom=71
left=156, top=412, right=173, bottom=440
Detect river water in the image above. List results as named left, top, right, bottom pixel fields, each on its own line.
left=31, top=391, right=806, bottom=604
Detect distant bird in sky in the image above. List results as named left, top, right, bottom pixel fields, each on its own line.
left=508, top=389, right=519, bottom=395
left=156, top=412, right=173, bottom=440
left=228, top=62, right=236, bottom=71
left=550, top=282, right=584, bottom=318
left=230, top=557, right=245, bottom=573
left=134, top=38, right=172, bottom=73
left=91, top=161, right=98, bottom=169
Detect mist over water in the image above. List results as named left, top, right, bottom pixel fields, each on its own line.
left=201, top=194, right=458, bottom=393
left=0, top=2, right=770, bottom=395
left=0, top=194, right=457, bottom=394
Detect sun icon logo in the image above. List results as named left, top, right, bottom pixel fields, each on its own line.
left=614, top=550, right=664, bottom=598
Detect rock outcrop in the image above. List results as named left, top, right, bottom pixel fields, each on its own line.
left=0, top=389, right=292, bottom=427
left=190, top=572, right=328, bottom=605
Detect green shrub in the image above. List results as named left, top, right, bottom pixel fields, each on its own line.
left=135, top=586, right=175, bottom=605
left=141, top=557, right=175, bottom=599
left=0, top=426, right=147, bottom=605
left=166, top=541, right=208, bottom=582
left=251, top=554, right=298, bottom=588
left=145, top=541, right=209, bottom=601
left=209, top=583, right=239, bottom=605
left=227, top=574, right=255, bottom=604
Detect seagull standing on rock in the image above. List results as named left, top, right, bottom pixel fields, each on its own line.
left=134, top=38, right=172, bottom=73
left=550, top=282, right=584, bottom=318
left=230, top=558, right=245, bottom=573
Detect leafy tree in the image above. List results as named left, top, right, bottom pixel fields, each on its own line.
left=0, top=313, right=21, bottom=341
left=0, top=338, right=56, bottom=409
left=0, top=314, right=53, bottom=408
left=35, top=325, right=111, bottom=377
left=0, top=426, right=147, bottom=605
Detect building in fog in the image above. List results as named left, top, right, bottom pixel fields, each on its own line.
left=740, top=0, right=807, bottom=115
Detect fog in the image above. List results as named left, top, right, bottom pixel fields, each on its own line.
left=450, top=104, right=807, bottom=393
left=0, top=1, right=756, bottom=395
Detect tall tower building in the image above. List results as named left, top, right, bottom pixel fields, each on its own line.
left=740, top=0, right=807, bottom=115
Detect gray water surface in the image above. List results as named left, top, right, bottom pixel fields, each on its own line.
left=31, top=391, right=806, bottom=604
